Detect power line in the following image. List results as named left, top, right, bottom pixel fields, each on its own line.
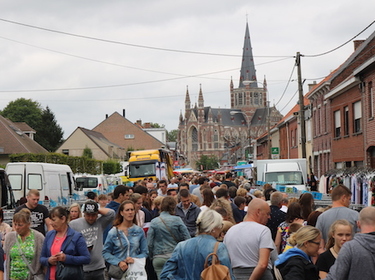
left=0, top=17, right=292, bottom=58
left=274, top=63, right=296, bottom=106
left=304, top=20, right=375, bottom=57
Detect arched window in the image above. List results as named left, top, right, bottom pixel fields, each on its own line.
left=192, top=127, right=198, bottom=151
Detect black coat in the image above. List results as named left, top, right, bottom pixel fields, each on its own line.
left=277, top=255, right=319, bottom=280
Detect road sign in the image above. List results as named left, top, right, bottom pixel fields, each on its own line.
left=271, top=147, right=279, bottom=154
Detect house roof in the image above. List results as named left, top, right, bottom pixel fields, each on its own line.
left=13, top=122, right=36, bottom=133
left=79, top=127, right=124, bottom=158
left=0, top=115, right=47, bottom=154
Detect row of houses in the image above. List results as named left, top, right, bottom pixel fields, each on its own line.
left=256, top=32, right=375, bottom=178
left=0, top=110, right=169, bottom=165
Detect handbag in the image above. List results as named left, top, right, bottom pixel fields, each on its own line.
left=107, top=228, right=128, bottom=279
left=200, top=242, right=230, bottom=280
left=55, top=233, right=84, bottom=280
left=15, top=235, right=44, bottom=280
left=124, top=257, right=147, bottom=280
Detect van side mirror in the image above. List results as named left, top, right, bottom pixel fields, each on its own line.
left=124, top=170, right=128, bottom=176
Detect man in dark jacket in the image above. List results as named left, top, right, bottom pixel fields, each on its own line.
left=175, top=189, right=201, bottom=237
left=266, top=191, right=286, bottom=240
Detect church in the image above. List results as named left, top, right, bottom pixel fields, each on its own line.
left=178, top=23, right=283, bottom=168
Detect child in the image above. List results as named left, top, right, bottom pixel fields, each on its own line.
left=98, top=194, right=109, bottom=208
left=282, top=222, right=304, bottom=252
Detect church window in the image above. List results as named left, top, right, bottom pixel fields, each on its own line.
left=192, top=127, right=198, bottom=151
left=239, top=93, right=243, bottom=105
left=254, top=92, right=259, bottom=105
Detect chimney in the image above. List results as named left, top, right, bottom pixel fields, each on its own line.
left=136, top=120, right=142, bottom=126
left=105, top=114, right=108, bottom=119
left=123, top=109, right=126, bottom=118
left=308, top=81, right=317, bottom=92
left=144, top=122, right=151, bottom=128
left=354, top=40, right=365, bottom=50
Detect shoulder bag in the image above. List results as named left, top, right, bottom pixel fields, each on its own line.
left=56, top=232, right=84, bottom=280
left=200, top=242, right=230, bottom=280
left=159, top=216, right=179, bottom=243
left=108, top=228, right=129, bottom=279
left=15, top=235, right=44, bottom=280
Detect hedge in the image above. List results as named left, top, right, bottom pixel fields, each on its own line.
left=9, top=153, right=103, bottom=174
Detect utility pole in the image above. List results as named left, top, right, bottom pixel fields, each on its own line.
left=296, top=52, right=306, bottom=158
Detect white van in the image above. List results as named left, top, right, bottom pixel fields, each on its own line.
left=75, top=175, right=108, bottom=196
left=5, top=162, right=76, bottom=203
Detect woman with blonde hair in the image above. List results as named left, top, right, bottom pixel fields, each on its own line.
left=130, top=193, right=145, bottom=227
left=68, top=202, right=82, bottom=222
left=275, top=226, right=320, bottom=280
left=5, top=208, right=45, bottom=280
left=316, top=219, right=352, bottom=279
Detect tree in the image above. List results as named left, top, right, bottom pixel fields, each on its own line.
left=37, top=106, right=64, bottom=152
left=195, top=155, right=219, bottom=171
left=150, top=123, right=165, bottom=128
left=0, top=98, right=42, bottom=130
left=82, top=146, right=93, bottom=159
left=167, top=129, right=178, bottom=142
left=0, top=98, right=64, bottom=152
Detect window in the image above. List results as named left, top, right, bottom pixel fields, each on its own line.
left=28, top=174, right=43, bottom=190
left=8, top=175, right=22, bottom=190
left=334, top=110, right=341, bottom=138
left=369, top=82, right=373, bottom=118
left=214, top=130, right=219, bottom=149
left=62, top=149, right=69, bottom=156
left=192, top=127, right=198, bottom=151
left=344, top=107, right=349, bottom=136
left=239, top=93, right=243, bottom=105
left=353, top=101, right=362, bottom=133
left=125, top=134, right=135, bottom=139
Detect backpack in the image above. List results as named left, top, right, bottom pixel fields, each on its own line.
left=200, top=242, right=231, bottom=280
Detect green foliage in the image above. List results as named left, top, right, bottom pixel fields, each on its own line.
left=195, top=155, right=219, bottom=171
left=1, top=98, right=42, bottom=131
left=150, top=123, right=165, bottom=128
left=9, top=153, right=103, bottom=174
left=103, top=160, right=121, bottom=174
left=37, top=106, right=64, bottom=152
left=167, top=129, right=178, bottom=142
left=82, top=146, right=93, bottom=159
left=1, top=98, right=64, bottom=152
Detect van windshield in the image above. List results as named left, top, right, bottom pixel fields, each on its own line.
left=76, top=177, right=98, bottom=189
left=265, top=171, right=304, bottom=185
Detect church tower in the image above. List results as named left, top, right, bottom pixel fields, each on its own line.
left=230, top=22, right=267, bottom=123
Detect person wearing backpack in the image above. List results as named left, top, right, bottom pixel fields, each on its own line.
left=160, top=209, right=235, bottom=280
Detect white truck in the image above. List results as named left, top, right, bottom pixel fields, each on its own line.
left=6, top=162, right=76, bottom=203
left=255, top=159, right=307, bottom=191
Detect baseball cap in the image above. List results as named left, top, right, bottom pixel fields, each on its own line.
left=83, top=200, right=99, bottom=213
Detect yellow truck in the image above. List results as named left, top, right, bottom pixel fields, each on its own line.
left=126, top=149, right=174, bottom=182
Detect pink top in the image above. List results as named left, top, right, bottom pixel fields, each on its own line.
left=50, top=235, right=66, bottom=280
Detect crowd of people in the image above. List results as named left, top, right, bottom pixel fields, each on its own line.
left=0, top=172, right=371, bottom=280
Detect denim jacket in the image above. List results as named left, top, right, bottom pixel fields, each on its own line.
left=147, top=212, right=190, bottom=259
left=160, top=234, right=235, bottom=280
left=102, top=225, right=148, bottom=265
left=175, top=202, right=201, bottom=237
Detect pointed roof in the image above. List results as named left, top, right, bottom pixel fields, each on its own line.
left=239, top=22, right=257, bottom=88
left=0, top=115, right=47, bottom=154
left=185, top=86, right=190, bottom=104
left=198, top=84, right=204, bottom=108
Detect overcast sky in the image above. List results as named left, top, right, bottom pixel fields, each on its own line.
left=0, top=1, right=374, bottom=139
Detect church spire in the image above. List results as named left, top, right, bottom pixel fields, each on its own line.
left=198, top=84, right=204, bottom=108
left=185, top=85, right=191, bottom=111
left=239, top=22, right=257, bottom=88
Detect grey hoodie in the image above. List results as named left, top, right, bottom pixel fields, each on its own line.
left=324, top=233, right=375, bottom=280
